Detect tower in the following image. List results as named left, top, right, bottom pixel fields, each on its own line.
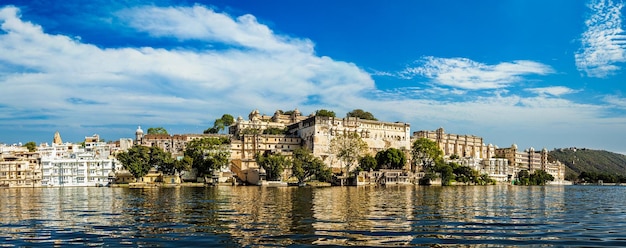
left=135, top=126, right=144, bottom=145
left=53, top=131, right=63, bottom=145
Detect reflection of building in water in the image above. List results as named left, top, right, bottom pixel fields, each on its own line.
left=356, top=169, right=412, bottom=185
left=312, top=187, right=414, bottom=246
left=40, top=133, right=120, bottom=187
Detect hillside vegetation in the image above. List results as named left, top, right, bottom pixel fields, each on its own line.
left=548, top=148, right=626, bottom=180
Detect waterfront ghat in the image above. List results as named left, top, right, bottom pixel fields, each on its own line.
left=1, top=185, right=625, bottom=247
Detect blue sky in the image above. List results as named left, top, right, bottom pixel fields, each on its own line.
left=1, top=0, right=625, bottom=154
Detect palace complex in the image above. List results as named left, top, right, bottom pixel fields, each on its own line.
left=414, top=128, right=565, bottom=182
left=0, top=109, right=566, bottom=187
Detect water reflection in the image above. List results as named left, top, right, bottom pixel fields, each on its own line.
left=2, top=185, right=626, bottom=247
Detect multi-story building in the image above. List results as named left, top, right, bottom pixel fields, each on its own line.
left=40, top=134, right=119, bottom=187
left=225, top=110, right=411, bottom=184
left=413, top=127, right=495, bottom=159
left=229, top=109, right=310, bottom=137
left=0, top=152, right=42, bottom=187
left=495, top=144, right=565, bottom=182
left=230, top=134, right=302, bottom=184
left=288, top=115, right=411, bottom=172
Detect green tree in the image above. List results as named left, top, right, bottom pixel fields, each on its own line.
left=147, top=127, right=168, bottom=135
left=184, top=137, right=231, bottom=177
left=172, top=156, right=193, bottom=176
left=256, top=152, right=289, bottom=181
left=347, top=109, right=377, bottom=121
left=435, top=163, right=454, bottom=186
left=330, top=132, right=368, bottom=175
left=412, top=138, right=444, bottom=185
left=516, top=169, right=531, bottom=185
left=116, top=145, right=153, bottom=179
left=315, top=109, right=336, bottom=117
left=263, top=127, right=287, bottom=135
left=375, top=148, right=407, bottom=169
left=204, top=114, right=235, bottom=134
left=291, top=148, right=332, bottom=184
left=452, top=163, right=474, bottom=184
left=358, top=155, right=377, bottom=171
left=411, top=138, right=443, bottom=173
left=530, top=169, right=555, bottom=185
left=23, top=141, right=37, bottom=152
left=148, top=146, right=175, bottom=174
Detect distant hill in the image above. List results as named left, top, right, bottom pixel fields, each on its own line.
left=548, top=148, right=626, bottom=180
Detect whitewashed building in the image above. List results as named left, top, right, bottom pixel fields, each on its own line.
left=40, top=136, right=121, bottom=187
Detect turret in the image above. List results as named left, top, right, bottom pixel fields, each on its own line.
left=135, top=126, right=144, bottom=145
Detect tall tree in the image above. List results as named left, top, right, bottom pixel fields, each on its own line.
left=147, top=127, right=168, bottom=135
left=411, top=138, right=443, bottom=174
left=116, top=145, right=153, bottom=179
left=375, top=148, right=407, bottom=169
left=347, top=109, right=377, bottom=121
left=292, top=148, right=332, bottom=184
left=330, top=132, right=368, bottom=175
left=148, top=146, right=174, bottom=172
left=256, top=152, right=289, bottom=181
left=315, top=109, right=336, bottom=117
left=23, top=141, right=37, bottom=152
left=184, top=137, right=231, bottom=177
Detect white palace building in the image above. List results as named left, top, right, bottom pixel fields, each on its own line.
left=40, top=133, right=120, bottom=187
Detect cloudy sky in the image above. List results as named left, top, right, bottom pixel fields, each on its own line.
left=1, top=0, right=625, bottom=153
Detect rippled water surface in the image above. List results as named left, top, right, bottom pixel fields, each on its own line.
left=1, top=185, right=626, bottom=247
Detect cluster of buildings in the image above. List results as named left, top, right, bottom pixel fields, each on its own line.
left=0, top=132, right=122, bottom=187
left=0, top=109, right=566, bottom=187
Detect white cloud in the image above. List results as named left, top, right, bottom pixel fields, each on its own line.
left=117, top=5, right=314, bottom=53
left=526, top=86, right=578, bottom=97
left=0, top=5, right=374, bottom=128
left=399, top=56, right=554, bottom=90
left=0, top=5, right=625, bottom=153
left=604, top=95, right=626, bottom=108
left=575, top=0, right=626, bottom=78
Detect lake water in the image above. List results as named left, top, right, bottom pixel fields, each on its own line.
left=1, top=185, right=626, bottom=247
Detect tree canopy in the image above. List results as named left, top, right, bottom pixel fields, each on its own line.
left=23, top=141, right=37, bottom=152
left=204, top=114, right=235, bottom=134
left=291, top=148, right=332, bottom=183
left=147, top=127, right=168, bottom=135
left=184, top=137, right=231, bottom=176
left=347, top=109, right=377, bottom=121
left=116, top=145, right=159, bottom=179
left=330, top=132, right=368, bottom=175
left=411, top=138, right=444, bottom=185
left=115, top=145, right=193, bottom=179
left=516, top=169, right=554, bottom=185
left=358, top=154, right=377, bottom=171
left=256, top=151, right=289, bottom=181
left=411, top=138, right=443, bottom=173
left=315, top=109, right=336, bottom=117
left=263, top=127, right=287, bottom=135
left=375, top=148, right=407, bottom=170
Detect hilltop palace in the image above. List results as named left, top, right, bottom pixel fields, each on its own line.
left=0, top=109, right=565, bottom=187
